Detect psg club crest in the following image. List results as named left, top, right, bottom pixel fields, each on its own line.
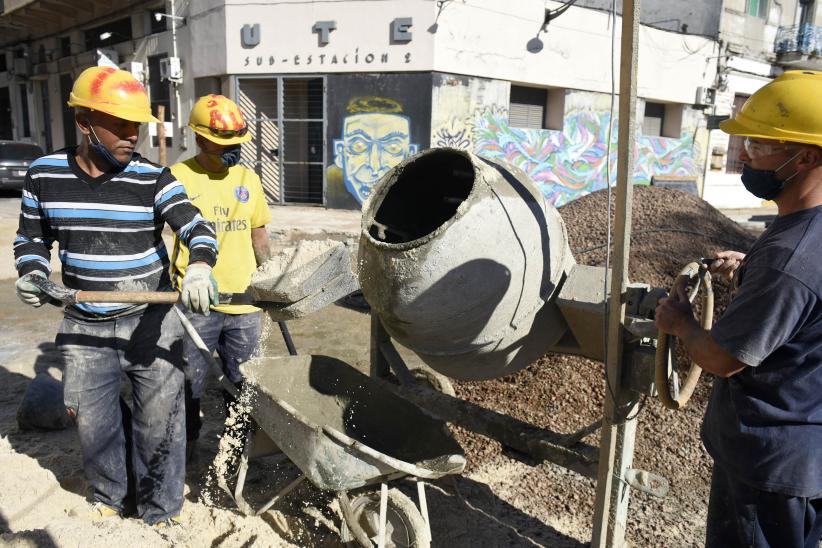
left=235, top=185, right=250, bottom=203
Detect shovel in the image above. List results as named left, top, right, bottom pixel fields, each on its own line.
left=27, top=276, right=261, bottom=307
left=26, top=277, right=302, bottom=396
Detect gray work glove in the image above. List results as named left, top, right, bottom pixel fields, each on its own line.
left=180, top=262, right=218, bottom=315
left=15, top=271, right=51, bottom=308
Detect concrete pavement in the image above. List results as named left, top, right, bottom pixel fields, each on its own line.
left=0, top=199, right=773, bottom=281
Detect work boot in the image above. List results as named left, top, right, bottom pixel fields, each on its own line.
left=154, top=515, right=182, bottom=528
left=68, top=501, right=120, bottom=520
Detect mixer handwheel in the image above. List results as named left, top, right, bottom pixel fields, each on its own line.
left=655, top=261, right=714, bottom=410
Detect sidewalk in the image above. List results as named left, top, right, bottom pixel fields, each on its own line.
left=265, top=205, right=361, bottom=242
left=718, top=206, right=778, bottom=234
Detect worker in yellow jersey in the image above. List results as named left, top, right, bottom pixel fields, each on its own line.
left=170, top=94, right=272, bottom=461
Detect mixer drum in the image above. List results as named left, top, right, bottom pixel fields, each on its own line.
left=358, top=148, right=575, bottom=380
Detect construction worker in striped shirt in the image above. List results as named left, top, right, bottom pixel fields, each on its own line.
left=13, top=66, right=217, bottom=527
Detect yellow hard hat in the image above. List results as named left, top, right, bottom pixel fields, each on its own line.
left=720, top=70, right=822, bottom=147
left=188, top=94, right=252, bottom=145
left=67, top=66, right=159, bottom=123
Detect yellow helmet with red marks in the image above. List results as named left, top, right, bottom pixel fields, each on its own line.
left=188, top=94, right=252, bottom=145
left=67, top=66, right=159, bottom=123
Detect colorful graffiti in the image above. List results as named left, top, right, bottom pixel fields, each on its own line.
left=333, top=96, right=420, bottom=204
left=451, top=108, right=699, bottom=206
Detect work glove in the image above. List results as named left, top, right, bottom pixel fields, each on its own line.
left=15, top=271, right=50, bottom=308
left=180, top=262, right=218, bottom=315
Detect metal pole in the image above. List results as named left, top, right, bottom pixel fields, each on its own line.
left=591, top=0, right=641, bottom=546
left=170, top=0, right=185, bottom=150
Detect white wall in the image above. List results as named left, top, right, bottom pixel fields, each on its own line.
left=210, top=0, right=436, bottom=77
left=431, top=0, right=719, bottom=104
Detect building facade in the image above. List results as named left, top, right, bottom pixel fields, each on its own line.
left=702, top=0, right=822, bottom=208
left=2, top=0, right=727, bottom=210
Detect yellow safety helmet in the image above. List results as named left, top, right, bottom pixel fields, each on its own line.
left=188, top=94, right=252, bottom=146
left=720, top=70, right=822, bottom=147
left=67, top=66, right=159, bottom=123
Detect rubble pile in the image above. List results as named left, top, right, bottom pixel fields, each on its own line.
left=451, top=186, right=757, bottom=546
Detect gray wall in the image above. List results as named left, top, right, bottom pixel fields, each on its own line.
left=575, top=0, right=722, bottom=37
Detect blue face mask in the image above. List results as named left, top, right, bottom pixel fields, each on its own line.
left=740, top=149, right=803, bottom=201
left=219, top=145, right=242, bottom=167
left=88, top=125, right=131, bottom=170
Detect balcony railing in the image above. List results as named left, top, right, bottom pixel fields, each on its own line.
left=775, top=24, right=822, bottom=57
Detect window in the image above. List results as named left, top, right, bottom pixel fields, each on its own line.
left=59, top=74, right=76, bottom=147
left=642, top=101, right=683, bottom=138
left=0, top=53, right=6, bottom=73
left=59, top=36, right=71, bottom=58
left=149, top=8, right=167, bottom=34
left=643, top=102, right=665, bottom=136
left=18, top=84, right=30, bottom=138
left=746, top=0, right=768, bottom=18
left=85, top=17, right=132, bottom=50
left=147, top=54, right=171, bottom=148
left=509, top=85, right=564, bottom=131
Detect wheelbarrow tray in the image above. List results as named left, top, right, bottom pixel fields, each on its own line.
left=239, top=355, right=465, bottom=492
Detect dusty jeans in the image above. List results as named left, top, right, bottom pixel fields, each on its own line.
left=179, top=307, right=261, bottom=441
left=58, top=304, right=185, bottom=525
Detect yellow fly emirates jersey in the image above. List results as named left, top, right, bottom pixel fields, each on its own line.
left=171, top=158, right=272, bottom=314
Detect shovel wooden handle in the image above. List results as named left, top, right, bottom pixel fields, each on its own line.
left=73, top=291, right=181, bottom=304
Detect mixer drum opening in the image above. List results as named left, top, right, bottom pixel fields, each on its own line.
left=367, top=149, right=474, bottom=244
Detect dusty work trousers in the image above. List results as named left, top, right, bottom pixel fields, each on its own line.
left=706, top=464, right=822, bottom=548
left=179, top=307, right=262, bottom=441
left=58, top=304, right=185, bottom=525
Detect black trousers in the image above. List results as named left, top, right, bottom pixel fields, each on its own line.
left=706, top=463, right=822, bottom=548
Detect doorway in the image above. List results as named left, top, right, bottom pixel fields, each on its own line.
left=236, top=76, right=325, bottom=205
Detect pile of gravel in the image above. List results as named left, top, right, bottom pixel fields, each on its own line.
left=451, top=186, right=757, bottom=546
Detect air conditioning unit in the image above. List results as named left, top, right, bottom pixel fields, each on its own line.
left=159, top=57, right=183, bottom=83
left=12, top=57, right=30, bottom=77
left=695, top=86, right=717, bottom=107
left=122, top=61, right=145, bottom=82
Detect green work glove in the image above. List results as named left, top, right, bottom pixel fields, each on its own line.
left=15, top=271, right=50, bottom=308
left=180, top=263, right=218, bottom=315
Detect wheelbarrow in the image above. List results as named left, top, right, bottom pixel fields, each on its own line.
left=227, top=354, right=467, bottom=547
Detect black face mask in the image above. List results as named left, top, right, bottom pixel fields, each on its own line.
left=206, top=145, right=242, bottom=168
left=740, top=149, right=803, bottom=200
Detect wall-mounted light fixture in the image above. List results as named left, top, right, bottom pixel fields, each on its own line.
left=154, top=12, right=186, bottom=25
left=526, top=0, right=580, bottom=54
left=428, top=0, right=453, bottom=34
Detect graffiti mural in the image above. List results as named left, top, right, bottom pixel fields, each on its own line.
left=332, top=96, right=420, bottom=204
left=470, top=108, right=699, bottom=206
left=432, top=116, right=472, bottom=149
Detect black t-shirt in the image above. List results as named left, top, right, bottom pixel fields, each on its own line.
left=702, top=206, right=822, bottom=497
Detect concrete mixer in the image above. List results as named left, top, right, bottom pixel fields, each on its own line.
left=357, top=147, right=714, bottom=546
left=359, top=147, right=710, bottom=386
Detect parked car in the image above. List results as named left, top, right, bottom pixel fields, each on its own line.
left=0, top=141, right=44, bottom=191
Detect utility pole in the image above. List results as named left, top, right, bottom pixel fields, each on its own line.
left=591, top=0, right=641, bottom=546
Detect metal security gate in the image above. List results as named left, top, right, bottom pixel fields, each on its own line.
left=236, top=76, right=326, bottom=205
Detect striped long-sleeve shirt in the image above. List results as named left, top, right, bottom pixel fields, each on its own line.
left=14, top=149, right=218, bottom=318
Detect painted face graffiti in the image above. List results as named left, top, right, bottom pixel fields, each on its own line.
left=334, top=112, right=419, bottom=203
